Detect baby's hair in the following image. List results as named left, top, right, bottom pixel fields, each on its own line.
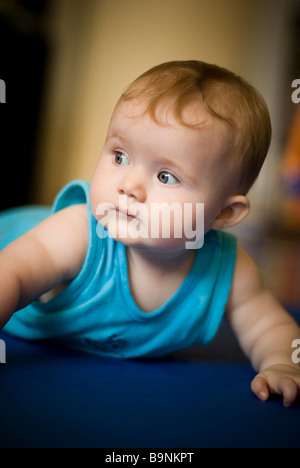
left=119, top=60, right=272, bottom=194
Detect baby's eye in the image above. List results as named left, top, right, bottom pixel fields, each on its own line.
left=114, top=151, right=130, bottom=166
left=158, top=171, right=180, bottom=186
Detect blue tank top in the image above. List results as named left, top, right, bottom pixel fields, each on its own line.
left=1, top=180, right=237, bottom=359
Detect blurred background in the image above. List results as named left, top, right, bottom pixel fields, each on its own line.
left=0, top=0, right=299, bottom=309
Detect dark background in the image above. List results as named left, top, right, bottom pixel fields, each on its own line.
left=0, top=0, right=49, bottom=210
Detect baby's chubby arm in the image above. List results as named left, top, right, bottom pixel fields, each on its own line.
left=226, top=246, right=300, bottom=407
left=0, top=204, right=88, bottom=328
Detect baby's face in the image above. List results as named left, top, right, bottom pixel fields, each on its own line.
left=90, top=100, right=232, bottom=252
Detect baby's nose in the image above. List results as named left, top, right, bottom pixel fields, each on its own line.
left=118, top=173, right=147, bottom=203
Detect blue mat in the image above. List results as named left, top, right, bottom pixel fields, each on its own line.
left=0, top=314, right=299, bottom=448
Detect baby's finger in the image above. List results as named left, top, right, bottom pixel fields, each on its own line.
left=277, top=377, right=299, bottom=408
left=251, top=374, right=269, bottom=402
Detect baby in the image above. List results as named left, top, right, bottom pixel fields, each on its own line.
left=0, top=61, right=299, bottom=407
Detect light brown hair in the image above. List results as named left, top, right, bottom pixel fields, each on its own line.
left=119, top=60, right=272, bottom=194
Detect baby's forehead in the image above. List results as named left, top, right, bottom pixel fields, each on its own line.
left=113, top=99, right=232, bottom=154
left=111, top=99, right=232, bottom=174
left=114, top=97, right=213, bottom=129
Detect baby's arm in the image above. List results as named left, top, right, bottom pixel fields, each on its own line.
left=226, top=246, right=300, bottom=407
left=0, top=204, right=88, bottom=328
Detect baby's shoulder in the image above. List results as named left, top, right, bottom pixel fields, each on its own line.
left=32, top=203, right=89, bottom=279
left=53, top=203, right=89, bottom=233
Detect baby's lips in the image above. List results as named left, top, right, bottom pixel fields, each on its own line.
left=115, top=206, right=137, bottom=220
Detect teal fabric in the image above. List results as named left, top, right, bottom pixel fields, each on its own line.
left=1, top=180, right=237, bottom=359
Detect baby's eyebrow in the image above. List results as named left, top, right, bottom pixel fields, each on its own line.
left=106, top=133, right=129, bottom=145
left=159, top=156, right=198, bottom=184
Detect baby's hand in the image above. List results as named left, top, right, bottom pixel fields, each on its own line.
left=251, top=364, right=300, bottom=407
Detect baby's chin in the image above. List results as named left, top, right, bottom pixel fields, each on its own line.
left=108, top=230, right=191, bottom=254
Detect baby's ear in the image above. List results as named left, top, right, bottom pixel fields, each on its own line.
left=211, top=195, right=250, bottom=230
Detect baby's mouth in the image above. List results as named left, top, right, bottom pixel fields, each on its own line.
left=115, top=206, right=138, bottom=220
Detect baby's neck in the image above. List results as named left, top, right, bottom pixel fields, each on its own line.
left=126, top=247, right=196, bottom=313
left=128, top=245, right=195, bottom=272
